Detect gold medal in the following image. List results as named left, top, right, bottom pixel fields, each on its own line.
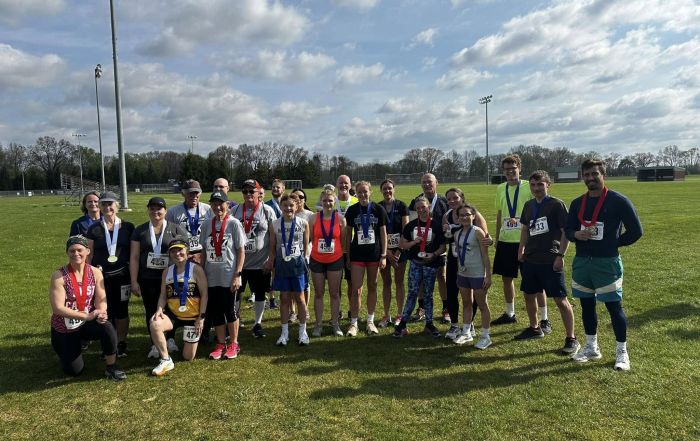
left=107, top=255, right=118, bottom=263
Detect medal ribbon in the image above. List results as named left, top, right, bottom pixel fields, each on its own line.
left=211, top=215, right=229, bottom=257
left=149, top=220, right=167, bottom=257
left=418, top=217, right=432, bottom=253
left=172, top=261, right=191, bottom=309
left=242, top=202, right=260, bottom=234
left=530, top=196, right=550, bottom=228
left=578, top=187, right=608, bottom=227
left=319, top=211, right=335, bottom=247
left=281, top=216, right=297, bottom=258
left=505, top=180, right=521, bottom=219
left=457, top=226, right=473, bottom=267
left=386, top=200, right=396, bottom=234
left=67, top=264, right=90, bottom=312
left=360, top=202, right=372, bottom=238
left=183, top=203, right=200, bottom=235
left=102, top=217, right=121, bottom=259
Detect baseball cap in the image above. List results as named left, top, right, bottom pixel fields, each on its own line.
left=209, top=191, right=229, bottom=202
left=168, top=237, right=189, bottom=251
left=242, top=179, right=262, bottom=190
left=147, top=197, right=167, bottom=208
left=183, top=179, right=202, bottom=193
left=99, top=191, right=118, bottom=203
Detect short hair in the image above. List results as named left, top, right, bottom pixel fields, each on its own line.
left=271, top=179, right=285, bottom=188
left=280, top=193, right=300, bottom=205
left=413, top=195, right=430, bottom=207
left=445, top=187, right=465, bottom=201
left=581, top=158, right=606, bottom=175
left=80, top=191, right=100, bottom=214
left=528, top=170, right=551, bottom=184
left=355, top=180, right=371, bottom=191
left=380, top=179, right=394, bottom=190
left=456, top=203, right=477, bottom=217
left=501, top=154, right=521, bottom=168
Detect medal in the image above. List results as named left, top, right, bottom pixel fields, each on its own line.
left=242, top=202, right=260, bottom=234
left=107, top=255, right=118, bottom=263
left=418, top=252, right=427, bottom=258
left=578, top=187, right=608, bottom=229
left=284, top=255, right=292, bottom=262
left=319, top=210, right=336, bottom=249
left=505, top=181, right=521, bottom=221
left=281, top=216, right=297, bottom=262
left=360, top=202, right=372, bottom=240
left=444, top=229, right=453, bottom=239
left=103, top=217, right=121, bottom=264
left=183, top=203, right=200, bottom=236
left=172, top=260, right=191, bottom=313
left=417, top=216, right=431, bottom=257
left=149, top=220, right=167, bottom=257
left=211, top=215, right=229, bottom=257
left=178, top=305, right=187, bottom=312
left=457, top=226, right=473, bottom=268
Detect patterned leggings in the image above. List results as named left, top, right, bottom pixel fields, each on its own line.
left=401, top=262, right=437, bottom=323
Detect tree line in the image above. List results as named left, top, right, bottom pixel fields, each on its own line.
left=1, top=136, right=697, bottom=191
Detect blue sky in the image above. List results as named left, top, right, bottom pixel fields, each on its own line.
left=1, top=0, right=699, bottom=162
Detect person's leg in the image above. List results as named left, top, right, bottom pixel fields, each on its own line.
left=524, top=293, right=539, bottom=328
left=279, top=291, right=291, bottom=324
left=605, top=301, right=627, bottom=343
left=422, top=266, right=438, bottom=325
left=436, top=265, right=448, bottom=315
left=139, top=278, right=160, bottom=340
left=537, top=291, right=548, bottom=322
left=365, top=265, right=379, bottom=319
left=579, top=297, right=598, bottom=336
left=446, top=256, right=460, bottom=323
left=399, top=263, right=420, bottom=325
left=327, top=269, right=342, bottom=325
left=555, top=297, right=575, bottom=339
left=394, top=261, right=406, bottom=319
left=51, top=328, right=84, bottom=376
left=474, top=288, right=491, bottom=330
left=182, top=342, right=198, bottom=361
left=380, top=265, right=392, bottom=318
left=350, top=264, right=365, bottom=321
left=312, top=271, right=327, bottom=326
left=149, top=313, right=174, bottom=359
left=460, top=287, right=474, bottom=327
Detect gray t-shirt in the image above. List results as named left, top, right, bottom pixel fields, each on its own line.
left=199, top=216, right=246, bottom=287
left=165, top=202, right=212, bottom=252
left=453, top=225, right=486, bottom=278
left=231, top=203, right=277, bottom=270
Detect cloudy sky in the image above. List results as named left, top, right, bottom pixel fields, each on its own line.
left=1, top=0, right=699, bottom=161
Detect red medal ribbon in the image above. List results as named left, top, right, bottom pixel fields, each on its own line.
left=67, top=264, right=90, bottom=312
left=578, top=187, right=608, bottom=227
left=242, top=202, right=260, bottom=234
left=212, top=215, right=229, bottom=257
left=418, top=217, right=432, bottom=253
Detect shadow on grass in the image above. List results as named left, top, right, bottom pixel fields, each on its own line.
left=627, top=302, right=700, bottom=328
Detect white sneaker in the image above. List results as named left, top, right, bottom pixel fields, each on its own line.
left=276, top=333, right=289, bottom=347
left=454, top=331, right=474, bottom=345
left=167, top=338, right=179, bottom=353
left=151, top=358, right=174, bottom=376
left=366, top=321, right=379, bottom=335
left=299, top=330, right=310, bottom=346
left=475, top=334, right=492, bottom=350
left=470, top=323, right=477, bottom=338
left=445, top=325, right=460, bottom=340
left=614, top=349, right=630, bottom=371
left=312, top=324, right=323, bottom=337
left=346, top=322, right=359, bottom=337
left=332, top=323, right=344, bottom=337
left=247, top=293, right=255, bottom=303
left=147, top=345, right=160, bottom=359
left=571, top=343, right=602, bottom=362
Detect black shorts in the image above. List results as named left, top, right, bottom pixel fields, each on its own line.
left=104, top=273, right=130, bottom=320
left=493, top=241, right=520, bottom=278
left=164, top=309, right=197, bottom=329
left=519, top=261, right=567, bottom=297
left=309, top=256, right=345, bottom=274
left=208, top=286, right=238, bottom=326
left=238, top=269, right=271, bottom=301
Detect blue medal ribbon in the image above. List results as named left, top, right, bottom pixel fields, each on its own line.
left=281, top=217, right=297, bottom=258
left=183, top=203, right=200, bottom=235
left=320, top=211, right=335, bottom=247
left=529, top=196, right=550, bottom=229
left=360, top=202, right=372, bottom=238
left=505, top=180, right=521, bottom=219
left=385, top=201, right=396, bottom=234
left=172, top=261, right=191, bottom=309
left=457, top=226, right=473, bottom=267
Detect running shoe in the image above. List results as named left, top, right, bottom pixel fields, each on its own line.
left=470, top=323, right=477, bottom=338
left=366, top=321, right=379, bottom=335
left=392, top=327, right=409, bottom=338
left=394, top=315, right=402, bottom=327
left=105, top=364, right=127, bottom=381
left=571, top=343, right=602, bottom=362
left=332, top=323, right=344, bottom=337
left=117, top=341, right=128, bottom=358
left=299, top=330, right=310, bottom=346
left=167, top=338, right=179, bottom=353
left=445, top=325, right=461, bottom=341
left=424, top=322, right=441, bottom=338
left=252, top=323, right=266, bottom=338
left=223, top=342, right=240, bottom=359
left=378, top=315, right=391, bottom=328
left=614, top=348, right=630, bottom=371
left=490, top=313, right=517, bottom=325
left=441, top=309, right=451, bottom=324
left=276, top=333, right=289, bottom=347
left=147, top=345, right=160, bottom=359
left=474, top=334, right=492, bottom=350
left=209, top=343, right=226, bottom=360
left=247, top=293, right=255, bottom=303
left=346, top=322, right=359, bottom=337
left=410, top=308, right=426, bottom=322
left=454, top=331, right=474, bottom=345
left=561, top=337, right=581, bottom=355
left=513, top=326, right=544, bottom=340
left=268, top=297, right=278, bottom=309
left=539, top=319, right=553, bottom=334
left=151, top=358, right=174, bottom=376
left=312, top=323, right=323, bottom=337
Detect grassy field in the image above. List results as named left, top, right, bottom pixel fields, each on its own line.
left=1, top=177, right=699, bottom=440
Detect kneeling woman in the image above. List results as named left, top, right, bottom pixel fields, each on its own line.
left=149, top=238, right=208, bottom=376
left=50, top=235, right=126, bottom=380
left=266, top=193, right=310, bottom=346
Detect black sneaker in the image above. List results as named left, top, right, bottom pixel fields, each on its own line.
left=410, top=308, right=426, bottom=322
left=440, top=309, right=451, bottom=324
left=252, top=323, right=266, bottom=338
left=80, top=339, right=90, bottom=351
left=268, top=298, right=278, bottom=309
left=392, top=322, right=408, bottom=338
left=539, top=319, right=553, bottom=334
left=105, top=364, right=127, bottom=381
left=561, top=337, right=581, bottom=355
left=490, top=313, right=517, bottom=326
left=424, top=322, right=441, bottom=338
left=514, top=326, right=545, bottom=340
left=117, top=341, right=128, bottom=358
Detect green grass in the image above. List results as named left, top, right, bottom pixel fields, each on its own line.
left=1, top=178, right=699, bottom=440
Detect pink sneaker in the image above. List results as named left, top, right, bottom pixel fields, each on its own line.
left=224, top=342, right=240, bottom=359
left=208, top=342, right=226, bottom=360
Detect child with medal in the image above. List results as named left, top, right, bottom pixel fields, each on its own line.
left=393, top=196, right=446, bottom=338
left=149, top=238, right=209, bottom=376
left=452, top=204, right=493, bottom=349
left=265, top=193, right=310, bottom=346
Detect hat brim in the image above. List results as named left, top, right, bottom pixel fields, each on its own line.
left=168, top=243, right=188, bottom=251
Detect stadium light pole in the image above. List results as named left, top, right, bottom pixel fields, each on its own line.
left=479, top=94, right=492, bottom=185
left=188, top=135, right=198, bottom=154
left=72, top=133, right=86, bottom=196
left=110, top=0, right=130, bottom=210
left=94, top=64, right=106, bottom=191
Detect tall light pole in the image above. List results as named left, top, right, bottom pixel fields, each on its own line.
left=188, top=135, right=198, bottom=153
left=72, top=133, right=86, bottom=196
left=479, top=94, right=492, bottom=185
left=110, top=0, right=129, bottom=210
left=94, top=64, right=106, bottom=191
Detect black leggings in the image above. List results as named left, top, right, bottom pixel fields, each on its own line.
left=51, top=320, right=118, bottom=376
left=105, top=273, right=130, bottom=321
left=446, top=252, right=478, bottom=323
left=580, top=298, right=628, bottom=342
left=238, top=269, right=271, bottom=302
left=208, top=286, right=239, bottom=326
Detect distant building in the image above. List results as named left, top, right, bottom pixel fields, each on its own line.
left=637, top=166, right=685, bottom=182
left=555, top=166, right=581, bottom=182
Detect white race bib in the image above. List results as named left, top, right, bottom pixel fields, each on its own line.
left=64, top=306, right=86, bottom=330
left=183, top=325, right=199, bottom=343
left=244, top=236, right=256, bottom=253
left=412, top=228, right=433, bottom=243
left=205, top=242, right=225, bottom=264
left=580, top=222, right=604, bottom=241
left=357, top=229, right=375, bottom=245
left=120, top=284, right=131, bottom=301
left=282, top=245, right=302, bottom=258
left=188, top=235, right=202, bottom=252
left=146, top=252, right=168, bottom=269
left=317, top=240, right=335, bottom=254
left=529, top=217, right=549, bottom=236
left=387, top=233, right=400, bottom=249
left=503, top=217, right=521, bottom=231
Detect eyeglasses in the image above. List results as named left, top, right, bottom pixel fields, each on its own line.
left=242, top=190, right=256, bottom=195
left=214, top=185, right=226, bottom=190
left=503, top=167, right=518, bottom=172
left=295, top=195, right=305, bottom=199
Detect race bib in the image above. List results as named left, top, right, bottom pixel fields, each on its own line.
left=503, top=217, right=521, bottom=231
left=357, top=229, right=375, bottom=245
left=317, top=240, right=335, bottom=254
left=120, top=284, right=131, bottom=301
left=205, top=243, right=225, bottom=264
left=188, top=235, right=202, bottom=251
left=244, top=236, right=256, bottom=253
left=580, top=222, right=604, bottom=241
left=530, top=217, right=549, bottom=236
left=282, top=245, right=302, bottom=258
left=411, top=228, right=433, bottom=243
left=183, top=325, right=199, bottom=343
left=64, top=306, right=86, bottom=330
left=146, top=252, right=168, bottom=269
left=387, top=233, right=400, bottom=249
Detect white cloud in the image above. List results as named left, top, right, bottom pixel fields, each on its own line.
left=331, top=0, right=379, bottom=11
left=221, top=50, right=336, bottom=81
left=410, top=28, right=438, bottom=48
left=343, top=42, right=357, bottom=50
left=0, top=0, right=64, bottom=25
left=0, top=44, right=65, bottom=89
left=272, top=101, right=334, bottom=122
left=377, top=98, right=416, bottom=114
left=335, top=63, right=384, bottom=88
left=422, top=57, right=437, bottom=70
left=436, top=68, right=492, bottom=90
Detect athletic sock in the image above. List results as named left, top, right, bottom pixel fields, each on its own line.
left=255, top=300, right=265, bottom=324
left=350, top=317, right=358, bottom=325
left=281, top=323, right=289, bottom=334
left=367, top=313, right=375, bottom=323
left=586, top=334, right=598, bottom=347
left=481, top=327, right=489, bottom=336
left=462, top=323, right=471, bottom=334
left=505, top=303, right=515, bottom=316
left=616, top=341, right=627, bottom=352
left=299, top=322, right=307, bottom=332
left=539, top=305, right=548, bottom=321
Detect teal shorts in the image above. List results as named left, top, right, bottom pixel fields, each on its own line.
left=571, top=255, right=623, bottom=302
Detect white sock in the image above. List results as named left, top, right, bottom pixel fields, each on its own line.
left=281, top=323, right=288, bottom=334
left=463, top=323, right=472, bottom=334
left=505, top=303, right=515, bottom=316
left=351, top=317, right=358, bottom=325
left=539, top=305, right=548, bottom=321
left=616, top=341, right=627, bottom=352
left=586, top=334, right=598, bottom=346
left=255, top=300, right=265, bottom=324
left=367, top=313, right=375, bottom=323
left=481, top=328, right=489, bottom=337
left=299, top=322, right=307, bottom=333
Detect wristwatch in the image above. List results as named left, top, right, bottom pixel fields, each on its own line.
left=199, top=313, right=207, bottom=319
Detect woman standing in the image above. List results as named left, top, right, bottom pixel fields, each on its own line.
left=50, top=235, right=126, bottom=380
left=378, top=179, right=409, bottom=328
left=130, top=197, right=187, bottom=358
left=69, top=191, right=102, bottom=236
left=308, top=188, right=347, bottom=337
left=290, top=188, right=314, bottom=322
left=343, top=181, right=388, bottom=336
left=86, top=191, right=135, bottom=357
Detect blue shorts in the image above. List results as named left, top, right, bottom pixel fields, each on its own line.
left=456, top=275, right=485, bottom=290
left=571, top=255, right=624, bottom=302
left=272, top=273, right=307, bottom=293
left=519, top=261, right=567, bottom=297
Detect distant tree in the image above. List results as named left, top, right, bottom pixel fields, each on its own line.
left=179, top=152, right=208, bottom=184
left=463, top=150, right=479, bottom=175
left=435, top=150, right=464, bottom=178
left=632, top=152, right=655, bottom=168
left=28, top=136, right=74, bottom=188
left=421, top=147, right=444, bottom=173
left=617, top=157, right=636, bottom=176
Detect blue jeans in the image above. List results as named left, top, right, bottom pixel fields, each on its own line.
left=401, top=262, right=437, bottom=323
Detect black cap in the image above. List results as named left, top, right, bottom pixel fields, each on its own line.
left=66, top=235, right=89, bottom=250
left=242, top=179, right=262, bottom=190
left=147, top=197, right=166, bottom=208
left=209, top=191, right=229, bottom=202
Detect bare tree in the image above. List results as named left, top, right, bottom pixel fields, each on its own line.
left=29, top=136, right=75, bottom=188
left=421, top=147, right=444, bottom=173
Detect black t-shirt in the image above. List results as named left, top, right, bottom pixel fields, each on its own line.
left=378, top=199, right=409, bottom=235
left=520, top=196, right=567, bottom=264
left=409, top=194, right=449, bottom=220
left=345, top=202, right=388, bottom=262
left=86, top=221, right=135, bottom=277
left=131, top=221, right=188, bottom=280
left=402, top=217, right=446, bottom=268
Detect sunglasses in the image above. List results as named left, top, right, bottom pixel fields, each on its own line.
left=242, top=190, right=257, bottom=195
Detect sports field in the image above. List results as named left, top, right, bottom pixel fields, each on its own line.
left=1, top=178, right=698, bottom=440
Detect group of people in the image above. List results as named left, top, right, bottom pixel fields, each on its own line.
left=49, top=156, right=642, bottom=380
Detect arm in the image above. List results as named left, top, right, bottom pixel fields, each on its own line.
left=495, top=209, right=502, bottom=243
left=194, top=264, right=208, bottom=333
left=87, top=239, right=95, bottom=265
left=477, top=229, right=492, bottom=290
left=618, top=199, right=643, bottom=247
left=129, top=240, right=141, bottom=296
left=475, top=211, right=493, bottom=246
left=49, top=271, right=98, bottom=321
left=153, top=268, right=168, bottom=321
left=518, top=224, right=528, bottom=263
left=553, top=229, right=569, bottom=271
left=379, top=225, right=387, bottom=269
left=232, top=245, right=244, bottom=292
left=264, top=224, right=277, bottom=273
left=92, top=268, right=108, bottom=323
left=304, top=222, right=311, bottom=260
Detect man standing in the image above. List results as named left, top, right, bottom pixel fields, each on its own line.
left=515, top=170, right=579, bottom=355
left=266, top=179, right=285, bottom=218
left=565, top=159, right=642, bottom=371
left=212, top=178, right=239, bottom=212
left=166, top=179, right=212, bottom=264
